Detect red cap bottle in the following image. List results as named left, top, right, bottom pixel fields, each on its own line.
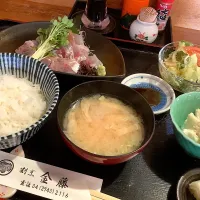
left=161, top=0, right=175, bottom=3
left=156, top=0, right=175, bottom=31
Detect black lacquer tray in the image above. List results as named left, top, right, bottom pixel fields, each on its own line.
left=69, top=1, right=172, bottom=53
left=5, top=48, right=200, bottom=200
left=0, top=9, right=199, bottom=200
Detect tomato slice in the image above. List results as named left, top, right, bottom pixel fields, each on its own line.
left=184, top=46, right=200, bottom=55
left=196, top=54, right=200, bottom=66
left=184, top=46, right=200, bottom=66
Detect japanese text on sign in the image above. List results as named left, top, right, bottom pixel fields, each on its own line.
left=0, top=151, right=103, bottom=200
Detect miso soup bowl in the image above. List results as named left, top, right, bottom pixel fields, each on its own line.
left=57, top=81, right=155, bottom=165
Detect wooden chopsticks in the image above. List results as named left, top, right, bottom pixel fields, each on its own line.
left=90, top=190, right=120, bottom=200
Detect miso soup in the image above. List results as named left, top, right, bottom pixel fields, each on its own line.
left=63, top=95, right=144, bottom=156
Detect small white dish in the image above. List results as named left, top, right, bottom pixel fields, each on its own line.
left=121, top=73, right=176, bottom=115
left=0, top=145, right=25, bottom=199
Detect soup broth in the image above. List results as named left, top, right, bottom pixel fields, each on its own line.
left=63, top=95, right=144, bottom=156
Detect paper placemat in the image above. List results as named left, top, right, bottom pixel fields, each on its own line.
left=0, top=151, right=103, bottom=200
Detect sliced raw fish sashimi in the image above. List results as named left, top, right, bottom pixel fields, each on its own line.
left=73, top=45, right=90, bottom=63
left=73, top=32, right=85, bottom=45
left=15, top=32, right=105, bottom=76
left=42, top=57, right=79, bottom=73
left=84, top=55, right=103, bottom=68
left=68, top=31, right=85, bottom=45
left=15, top=40, right=38, bottom=56
left=68, top=32, right=90, bottom=62
left=54, top=46, right=74, bottom=59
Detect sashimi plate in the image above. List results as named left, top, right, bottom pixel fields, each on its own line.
left=0, top=22, right=125, bottom=79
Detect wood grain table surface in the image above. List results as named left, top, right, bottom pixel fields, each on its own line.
left=0, top=0, right=158, bottom=22
left=0, top=0, right=75, bottom=22
left=0, top=0, right=200, bottom=44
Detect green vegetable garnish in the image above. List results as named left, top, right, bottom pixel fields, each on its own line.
left=175, top=51, right=188, bottom=69
left=179, top=40, right=193, bottom=47
left=97, top=65, right=106, bottom=76
left=176, top=51, right=188, bottom=62
left=164, top=48, right=175, bottom=59
left=32, top=16, right=78, bottom=60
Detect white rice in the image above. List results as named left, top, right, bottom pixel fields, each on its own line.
left=0, top=74, right=46, bottom=136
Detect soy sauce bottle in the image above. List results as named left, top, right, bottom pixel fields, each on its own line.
left=86, top=0, right=107, bottom=22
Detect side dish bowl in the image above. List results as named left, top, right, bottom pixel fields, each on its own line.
left=177, top=168, right=200, bottom=200
left=159, top=42, right=200, bottom=93
left=57, top=80, right=155, bottom=165
left=170, top=92, right=200, bottom=159
left=0, top=53, right=59, bottom=149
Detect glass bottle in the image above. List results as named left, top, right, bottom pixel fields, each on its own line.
left=81, top=0, right=110, bottom=30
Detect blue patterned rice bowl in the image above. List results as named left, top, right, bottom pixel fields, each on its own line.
left=0, top=53, right=59, bottom=149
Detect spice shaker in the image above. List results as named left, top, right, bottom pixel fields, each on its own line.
left=156, top=0, right=175, bottom=31
left=129, top=7, right=158, bottom=43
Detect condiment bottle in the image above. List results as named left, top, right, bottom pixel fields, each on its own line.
left=156, top=0, right=175, bottom=31
left=129, top=7, right=158, bottom=43
left=86, top=0, right=107, bottom=23
left=81, top=0, right=110, bottom=30
left=121, top=0, right=150, bottom=29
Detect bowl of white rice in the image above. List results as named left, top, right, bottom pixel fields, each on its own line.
left=0, top=53, right=59, bottom=149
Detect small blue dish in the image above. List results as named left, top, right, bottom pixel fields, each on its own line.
left=121, top=73, right=175, bottom=115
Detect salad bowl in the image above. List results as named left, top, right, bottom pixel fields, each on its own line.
left=159, top=42, right=200, bottom=93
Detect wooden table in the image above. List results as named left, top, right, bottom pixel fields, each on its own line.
left=0, top=0, right=199, bottom=44
left=0, top=0, right=158, bottom=22
left=0, top=0, right=75, bottom=22
left=171, top=0, right=200, bottom=44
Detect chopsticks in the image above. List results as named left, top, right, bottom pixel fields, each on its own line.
left=90, top=190, right=120, bottom=200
